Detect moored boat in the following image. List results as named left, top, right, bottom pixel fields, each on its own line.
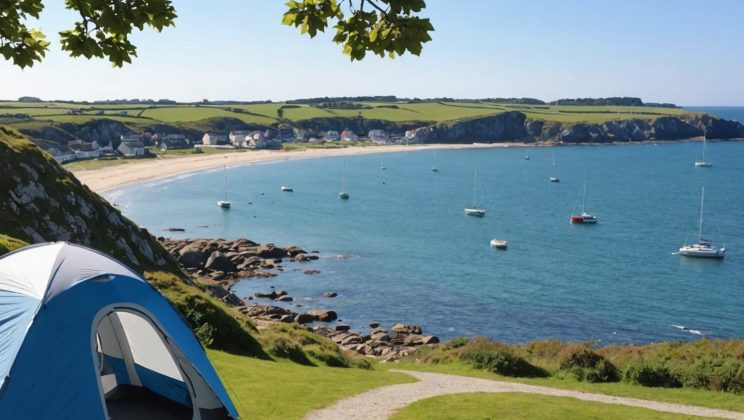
left=678, top=187, right=725, bottom=258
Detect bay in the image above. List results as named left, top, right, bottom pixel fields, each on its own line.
left=110, top=140, right=744, bottom=344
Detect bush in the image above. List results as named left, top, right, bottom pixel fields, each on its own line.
left=624, top=360, right=682, bottom=388
left=559, top=344, right=619, bottom=383
left=460, top=338, right=548, bottom=378
left=268, top=337, right=313, bottom=365
left=448, top=336, right=469, bottom=349
left=682, top=357, right=744, bottom=393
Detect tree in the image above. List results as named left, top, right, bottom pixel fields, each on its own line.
left=0, top=0, right=433, bottom=69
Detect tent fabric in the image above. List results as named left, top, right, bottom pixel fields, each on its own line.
left=0, top=243, right=238, bottom=419
left=0, top=242, right=64, bottom=300
left=0, top=290, right=39, bottom=389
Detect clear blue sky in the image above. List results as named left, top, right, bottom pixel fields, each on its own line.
left=2, top=0, right=743, bottom=105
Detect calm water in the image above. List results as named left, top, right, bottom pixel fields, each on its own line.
left=109, top=141, right=744, bottom=344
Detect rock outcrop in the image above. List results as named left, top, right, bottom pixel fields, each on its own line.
left=0, top=127, right=175, bottom=271
left=405, top=112, right=744, bottom=144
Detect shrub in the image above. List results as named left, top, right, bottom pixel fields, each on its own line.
left=449, top=336, right=469, bottom=349
left=305, top=345, right=351, bottom=368
left=268, top=337, right=313, bottom=365
left=460, top=338, right=548, bottom=378
left=624, top=360, right=682, bottom=388
left=559, top=344, right=619, bottom=383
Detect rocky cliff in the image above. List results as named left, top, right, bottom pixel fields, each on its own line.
left=0, top=126, right=177, bottom=272
left=406, top=112, right=744, bottom=144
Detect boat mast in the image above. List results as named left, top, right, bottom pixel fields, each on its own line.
left=472, top=168, right=478, bottom=207
left=342, top=160, right=347, bottom=192
left=698, top=187, right=705, bottom=241
left=582, top=179, right=587, bottom=213
left=223, top=166, right=228, bottom=201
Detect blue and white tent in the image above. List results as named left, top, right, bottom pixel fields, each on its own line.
left=0, top=242, right=239, bottom=419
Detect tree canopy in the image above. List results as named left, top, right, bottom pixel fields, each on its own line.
left=0, top=0, right=432, bottom=68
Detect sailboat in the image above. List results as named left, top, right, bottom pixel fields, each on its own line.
left=380, top=157, right=386, bottom=170
left=431, top=152, right=439, bottom=172
left=570, top=178, right=597, bottom=224
left=678, top=187, right=725, bottom=258
left=217, top=166, right=231, bottom=209
left=549, top=152, right=560, bottom=182
left=464, top=168, right=485, bottom=217
left=694, top=136, right=712, bottom=167
left=339, top=159, right=350, bottom=200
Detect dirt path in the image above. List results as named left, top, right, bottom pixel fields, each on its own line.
left=304, top=370, right=744, bottom=420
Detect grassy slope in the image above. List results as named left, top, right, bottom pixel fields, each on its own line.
left=387, top=362, right=744, bottom=413
left=0, top=100, right=691, bottom=126
left=390, top=392, right=700, bottom=420
left=209, top=350, right=414, bottom=419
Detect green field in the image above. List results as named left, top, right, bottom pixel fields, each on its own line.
left=208, top=350, right=414, bottom=419
left=390, top=392, right=701, bottom=420
left=0, top=100, right=693, bottom=127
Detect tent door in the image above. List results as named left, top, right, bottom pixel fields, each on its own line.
left=94, top=308, right=199, bottom=420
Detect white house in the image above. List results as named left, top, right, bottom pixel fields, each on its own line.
left=228, top=130, right=252, bottom=147
left=202, top=132, right=228, bottom=145
left=324, top=130, right=340, bottom=141
left=368, top=129, right=390, bottom=144
left=117, top=140, right=145, bottom=157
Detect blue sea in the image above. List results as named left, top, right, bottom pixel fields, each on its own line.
left=109, top=139, right=744, bottom=345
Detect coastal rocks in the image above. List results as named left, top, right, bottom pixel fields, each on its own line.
left=303, top=269, right=320, bottom=275
left=323, top=291, right=338, bottom=298
left=160, top=238, right=317, bottom=283
left=308, top=309, right=338, bottom=322
left=257, top=244, right=288, bottom=259
left=205, top=251, right=237, bottom=273
left=392, top=323, right=422, bottom=335
left=315, top=323, right=440, bottom=361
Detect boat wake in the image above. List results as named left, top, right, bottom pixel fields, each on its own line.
left=671, top=324, right=705, bottom=336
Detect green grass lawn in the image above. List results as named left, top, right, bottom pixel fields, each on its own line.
left=386, top=362, right=744, bottom=413
left=207, top=350, right=414, bottom=419
left=390, top=392, right=705, bottom=420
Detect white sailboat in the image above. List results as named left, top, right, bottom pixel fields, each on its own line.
left=464, top=168, right=485, bottom=217
left=549, top=152, right=560, bottom=182
left=217, top=166, right=231, bottom=209
left=694, top=136, right=712, bottom=167
left=339, top=159, right=350, bottom=200
left=380, top=157, right=386, bottom=170
left=678, top=187, right=725, bottom=258
left=431, top=152, right=439, bottom=172
left=570, top=178, right=597, bottom=224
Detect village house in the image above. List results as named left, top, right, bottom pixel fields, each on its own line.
left=368, top=129, right=390, bottom=144
left=67, top=140, right=102, bottom=160
left=120, top=134, right=141, bottom=143
left=340, top=129, right=358, bottom=141
left=48, top=147, right=76, bottom=163
left=324, top=130, right=340, bottom=141
left=117, top=140, right=146, bottom=157
left=202, top=132, right=228, bottom=146
left=159, top=134, right=190, bottom=150
left=228, top=130, right=252, bottom=147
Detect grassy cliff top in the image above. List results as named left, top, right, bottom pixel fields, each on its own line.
left=0, top=100, right=691, bottom=127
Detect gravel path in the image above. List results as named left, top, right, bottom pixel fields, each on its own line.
left=304, top=370, right=744, bottom=420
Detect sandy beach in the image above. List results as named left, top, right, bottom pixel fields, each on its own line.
left=73, top=143, right=527, bottom=193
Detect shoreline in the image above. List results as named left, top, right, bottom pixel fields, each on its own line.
left=70, top=138, right=730, bottom=194
left=73, top=142, right=529, bottom=193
